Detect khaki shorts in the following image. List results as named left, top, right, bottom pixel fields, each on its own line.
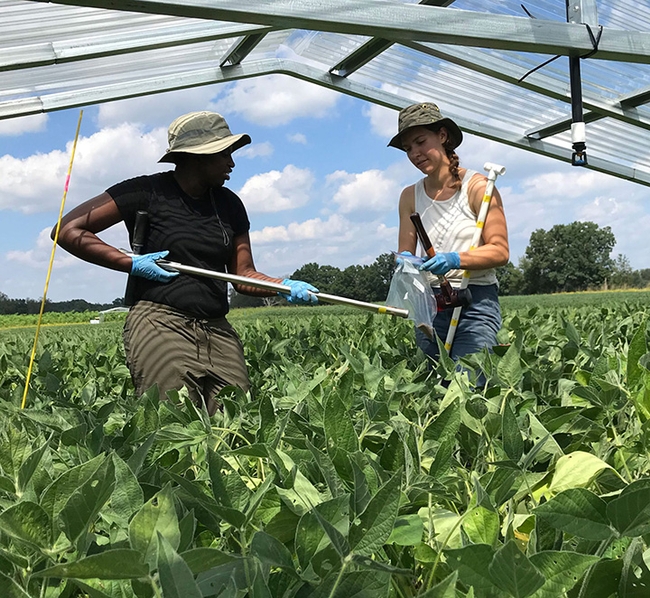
left=123, top=301, right=250, bottom=414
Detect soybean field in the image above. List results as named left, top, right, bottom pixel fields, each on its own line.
left=0, top=292, right=649, bottom=597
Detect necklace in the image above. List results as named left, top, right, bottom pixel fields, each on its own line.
left=209, top=189, right=230, bottom=247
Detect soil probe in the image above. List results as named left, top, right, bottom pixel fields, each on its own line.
left=444, top=162, right=506, bottom=352
left=155, top=259, right=409, bottom=319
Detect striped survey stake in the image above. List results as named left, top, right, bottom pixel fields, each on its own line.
left=444, top=162, right=506, bottom=352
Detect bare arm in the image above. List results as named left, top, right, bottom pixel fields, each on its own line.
left=228, top=232, right=284, bottom=296
left=459, top=175, right=509, bottom=270
left=52, top=192, right=132, bottom=273
left=397, top=185, right=418, bottom=254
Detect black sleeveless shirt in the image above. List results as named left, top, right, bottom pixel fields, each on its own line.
left=108, top=171, right=250, bottom=318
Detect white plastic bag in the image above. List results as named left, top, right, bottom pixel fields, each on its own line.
left=386, top=254, right=436, bottom=339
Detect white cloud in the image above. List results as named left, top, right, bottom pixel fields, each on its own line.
left=287, top=133, right=307, bottom=144
left=7, top=225, right=128, bottom=270
left=237, top=142, right=273, bottom=159
left=211, top=75, right=339, bottom=126
left=0, top=114, right=49, bottom=136
left=327, top=169, right=402, bottom=214
left=364, top=103, right=397, bottom=139
left=0, top=123, right=168, bottom=213
left=238, top=165, right=314, bottom=213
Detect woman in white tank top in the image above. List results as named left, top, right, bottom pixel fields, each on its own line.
left=388, top=102, right=510, bottom=367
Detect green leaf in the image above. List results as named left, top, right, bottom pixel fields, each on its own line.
left=59, top=458, right=116, bottom=543
left=533, top=488, right=613, bottom=540
left=295, top=496, right=349, bottom=570
left=497, top=342, right=523, bottom=388
left=195, top=556, right=257, bottom=595
left=488, top=540, right=545, bottom=598
left=109, top=454, right=144, bottom=526
left=350, top=459, right=372, bottom=518
left=40, top=454, right=106, bottom=517
left=180, top=548, right=235, bottom=575
left=445, top=543, right=500, bottom=593
left=502, top=399, right=524, bottom=463
left=349, top=553, right=412, bottom=575
left=607, top=479, right=650, bottom=537
left=387, top=514, right=424, bottom=546
left=126, top=433, right=157, bottom=476
left=0, top=501, right=52, bottom=549
left=156, top=533, right=202, bottom=598
left=462, top=507, right=500, bottom=547
left=627, top=318, right=648, bottom=388
left=324, top=394, right=358, bottom=454
left=73, top=578, right=138, bottom=598
left=423, top=400, right=461, bottom=445
left=207, top=449, right=250, bottom=511
left=312, top=508, right=350, bottom=558
left=33, top=549, right=148, bottom=579
left=428, top=437, right=454, bottom=479
left=16, top=442, right=49, bottom=496
left=129, top=484, right=180, bottom=569
left=310, top=570, right=391, bottom=598
left=349, top=470, right=401, bottom=556
left=529, top=551, right=600, bottom=598
left=418, top=571, right=458, bottom=598
left=548, top=451, right=613, bottom=495
left=0, top=571, right=31, bottom=598
left=250, top=530, right=297, bottom=571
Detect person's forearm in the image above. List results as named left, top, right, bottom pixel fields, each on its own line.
left=458, top=244, right=509, bottom=270
left=232, top=269, right=283, bottom=297
left=57, top=228, right=132, bottom=273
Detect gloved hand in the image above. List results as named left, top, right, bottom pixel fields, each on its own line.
left=131, top=250, right=179, bottom=282
left=279, top=279, right=319, bottom=304
left=420, top=252, right=461, bottom=275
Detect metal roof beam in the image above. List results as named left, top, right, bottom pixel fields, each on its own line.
left=0, top=56, right=646, bottom=187
left=329, top=0, right=456, bottom=78
left=404, top=42, right=650, bottom=132
left=0, top=22, right=271, bottom=72
left=31, top=0, right=650, bottom=64
left=566, top=0, right=599, bottom=27
left=220, top=32, right=268, bottom=67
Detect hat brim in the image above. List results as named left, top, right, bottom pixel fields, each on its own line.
left=388, top=118, right=463, bottom=151
left=158, top=133, right=251, bottom=163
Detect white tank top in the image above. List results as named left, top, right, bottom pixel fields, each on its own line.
left=414, top=169, right=497, bottom=287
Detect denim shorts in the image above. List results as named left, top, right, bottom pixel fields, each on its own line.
left=414, top=284, right=502, bottom=361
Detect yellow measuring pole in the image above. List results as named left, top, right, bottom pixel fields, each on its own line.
left=21, top=110, right=83, bottom=409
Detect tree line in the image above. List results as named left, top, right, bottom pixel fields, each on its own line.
left=0, top=293, right=123, bottom=315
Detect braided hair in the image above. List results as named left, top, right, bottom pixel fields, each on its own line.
left=444, top=139, right=462, bottom=191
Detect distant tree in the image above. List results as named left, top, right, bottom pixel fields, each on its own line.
left=521, top=221, right=615, bottom=294
left=609, top=254, right=644, bottom=288
left=638, top=268, right=650, bottom=286
left=496, top=261, right=525, bottom=296
left=291, top=263, right=342, bottom=293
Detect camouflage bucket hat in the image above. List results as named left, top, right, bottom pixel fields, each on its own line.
left=388, top=102, right=463, bottom=151
left=159, top=111, right=251, bottom=163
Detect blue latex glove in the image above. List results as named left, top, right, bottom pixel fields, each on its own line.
left=420, top=252, right=461, bottom=275
left=279, top=279, right=319, bottom=304
left=131, top=250, right=179, bottom=282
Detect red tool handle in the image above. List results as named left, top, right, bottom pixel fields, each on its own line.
left=410, top=212, right=435, bottom=258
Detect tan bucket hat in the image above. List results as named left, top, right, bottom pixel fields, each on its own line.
left=159, top=111, right=251, bottom=163
left=388, top=102, right=463, bottom=151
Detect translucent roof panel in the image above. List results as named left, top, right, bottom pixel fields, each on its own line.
left=2, top=0, right=650, bottom=185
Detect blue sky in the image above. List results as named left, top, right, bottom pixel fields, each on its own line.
left=1, top=74, right=649, bottom=303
